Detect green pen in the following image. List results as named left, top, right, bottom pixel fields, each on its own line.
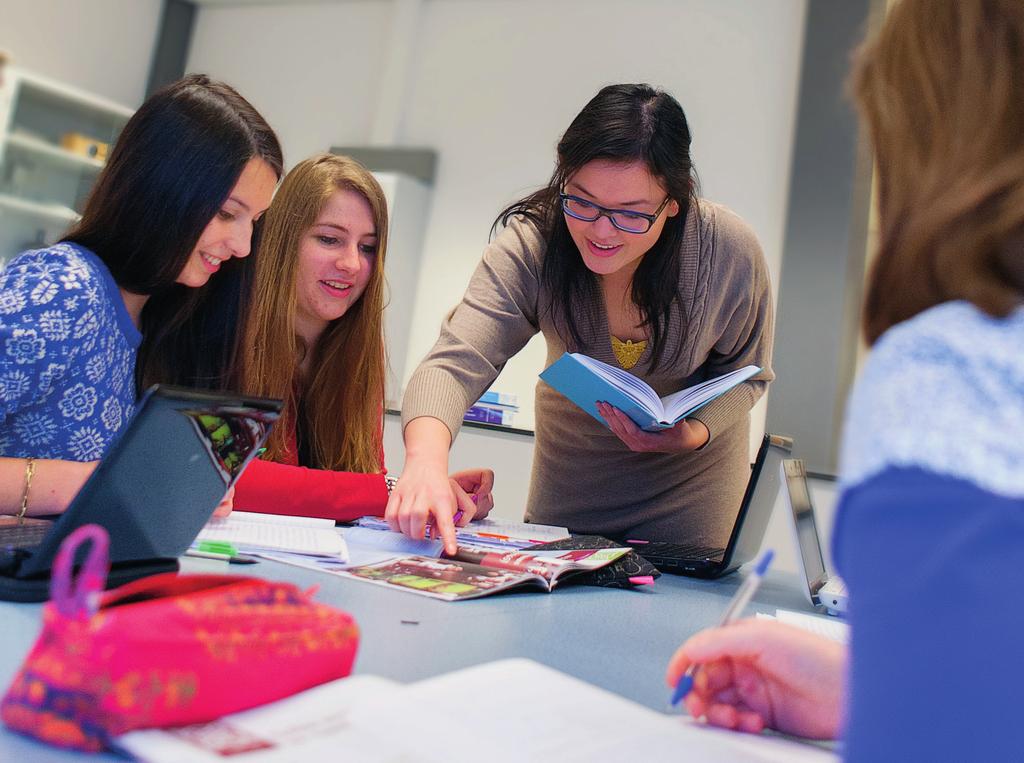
left=197, top=540, right=240, bottom=556
left=185, top=548, right=258, bottom=565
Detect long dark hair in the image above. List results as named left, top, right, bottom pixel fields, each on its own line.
left=64, top=74, right=284, bottom=391
left=494, top=83, right=698, bottom=369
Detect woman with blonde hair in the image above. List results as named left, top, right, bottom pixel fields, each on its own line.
left=666, top=0, right=1024, bottom=759
left=233, top=154, right=492, bottom=520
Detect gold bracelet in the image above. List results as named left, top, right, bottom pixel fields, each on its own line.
left=18, top=457, right=35, bottom=522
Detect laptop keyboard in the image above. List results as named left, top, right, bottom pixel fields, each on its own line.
left=0, top=517, right=52, bottom=550
left=630, top=542, right=726, bottom=562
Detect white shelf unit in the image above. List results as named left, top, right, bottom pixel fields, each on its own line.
left=0, top=68, right=133, bottom=263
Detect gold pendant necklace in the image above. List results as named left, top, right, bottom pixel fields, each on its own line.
left=611, top=336, right=647, bottom=370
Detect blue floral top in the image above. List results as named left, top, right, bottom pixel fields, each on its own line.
left=0, top=242, right=142, bottom=461
left=834, top=300, right=1024, bottom=761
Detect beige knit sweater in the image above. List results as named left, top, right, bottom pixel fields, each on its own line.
left=402, top=200, right=774, bottom=546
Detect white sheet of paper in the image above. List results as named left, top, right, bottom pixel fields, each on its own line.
left=341, top=525, right=443, bottom=567
left=115, top=676, right=405, bottom=762
left=117, top=660, right=838, bottom=763
left=757, top=609, right=849, bottom=644
left=198, top=511, right=347, bottom=559
left=469, top=517, right=570, bottom=542
left=351, top=659, right=839, bottom=763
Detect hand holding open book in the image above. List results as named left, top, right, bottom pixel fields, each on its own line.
left=540, top=353, right=760, bottom=431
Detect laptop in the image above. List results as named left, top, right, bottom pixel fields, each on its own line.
left=622, top=433, right=793, bottom=578
left=780, top=458, right=848, bottom=617
left=1, top=385, right=282, bottom=582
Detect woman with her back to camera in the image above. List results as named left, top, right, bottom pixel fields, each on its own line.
left=231, top=153, right=493, bottom=521
left=0, top=74, right=282, bottom=518
left=390, top=84, right=774, bottom=554
left=666, top=1, right=1024, bottom=759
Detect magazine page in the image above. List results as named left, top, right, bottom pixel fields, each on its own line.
left=451, top=547, right=631, bottom=584
left=342, top=555, right=546, bottom=600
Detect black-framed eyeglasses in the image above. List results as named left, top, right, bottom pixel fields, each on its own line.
left=559, top=192, right=672, bottom=234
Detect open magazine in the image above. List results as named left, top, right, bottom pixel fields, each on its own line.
left=342, top=546, right=630, bottom=601
left=540, top=352, right=760, bottom=431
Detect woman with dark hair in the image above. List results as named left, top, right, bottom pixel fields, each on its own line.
left=0, top=74, right=282, bottom=517
left=666, top=1, right=1024, bottom=758
left=229, top=153, right=492, bottom=520
left=391, top=84, right=774, bottom=554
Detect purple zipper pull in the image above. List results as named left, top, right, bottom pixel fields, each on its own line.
left=50, top=524, right=110, bottom=619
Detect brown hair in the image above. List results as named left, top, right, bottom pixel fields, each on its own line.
left=241, top=154, right=388, bottom=472
left=853, top=0, right=1024, bottom=344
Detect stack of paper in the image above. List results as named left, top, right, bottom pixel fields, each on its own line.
left=196, top=511, right=348, bottom=562
left=757, top=609, right=849, bottom=643
left=117, top=659, right=838, bottom=762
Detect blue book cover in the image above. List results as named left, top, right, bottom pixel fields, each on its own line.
left=539, top=353, right=760, bottom=432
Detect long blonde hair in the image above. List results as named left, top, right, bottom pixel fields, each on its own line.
left=242, top=154, right=388, bottom=472
left=853, top=0, right=1024, bottom=344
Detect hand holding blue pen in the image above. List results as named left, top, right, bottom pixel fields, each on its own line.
left=670, top=549, right=774, bottom=706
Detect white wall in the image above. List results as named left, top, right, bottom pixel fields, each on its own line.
left=0, top=0, right=162, bottom=107
left=187, top=1, right=395, bottom=167
left=188, top=0, right=807, bottom=443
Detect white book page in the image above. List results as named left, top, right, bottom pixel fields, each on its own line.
left=115, top=676, right=414, bottom=763
left=661, top=365, right=760, bottom=420
left=758, top=609, right=850, bottom=644
left=573, top=353, right=664, bottom=414
left=198, top=513, right=346, bottom=559
left=351, top=659, right=838, bottom=763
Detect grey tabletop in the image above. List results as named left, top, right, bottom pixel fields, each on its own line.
left=0, top=556, right=816, bottom=760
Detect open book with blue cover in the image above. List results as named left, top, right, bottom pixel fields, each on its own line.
left=540, top=353, right=760, bottom=431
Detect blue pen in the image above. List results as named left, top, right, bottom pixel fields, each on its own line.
left=671, top=549, right=774, bottom=706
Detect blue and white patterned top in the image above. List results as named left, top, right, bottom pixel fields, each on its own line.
left=833, top=300, right=1024, bottom=761
left=839, top=300, right=1024, bottom=498
left=0, top=242, right=142, bottom=461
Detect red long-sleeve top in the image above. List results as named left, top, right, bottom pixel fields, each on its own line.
left=234, top=418, right=388, bottom=522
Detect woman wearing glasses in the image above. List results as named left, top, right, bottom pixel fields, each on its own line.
left=390, top=84, right=773, bottom=554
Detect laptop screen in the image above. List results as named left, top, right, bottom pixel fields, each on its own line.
left=782, top=459, right=828, bottom=594
left=18, top=386, right=282, bottom=576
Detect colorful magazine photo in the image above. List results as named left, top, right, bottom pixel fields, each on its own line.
left=343, top=547, right=630, bottom=601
